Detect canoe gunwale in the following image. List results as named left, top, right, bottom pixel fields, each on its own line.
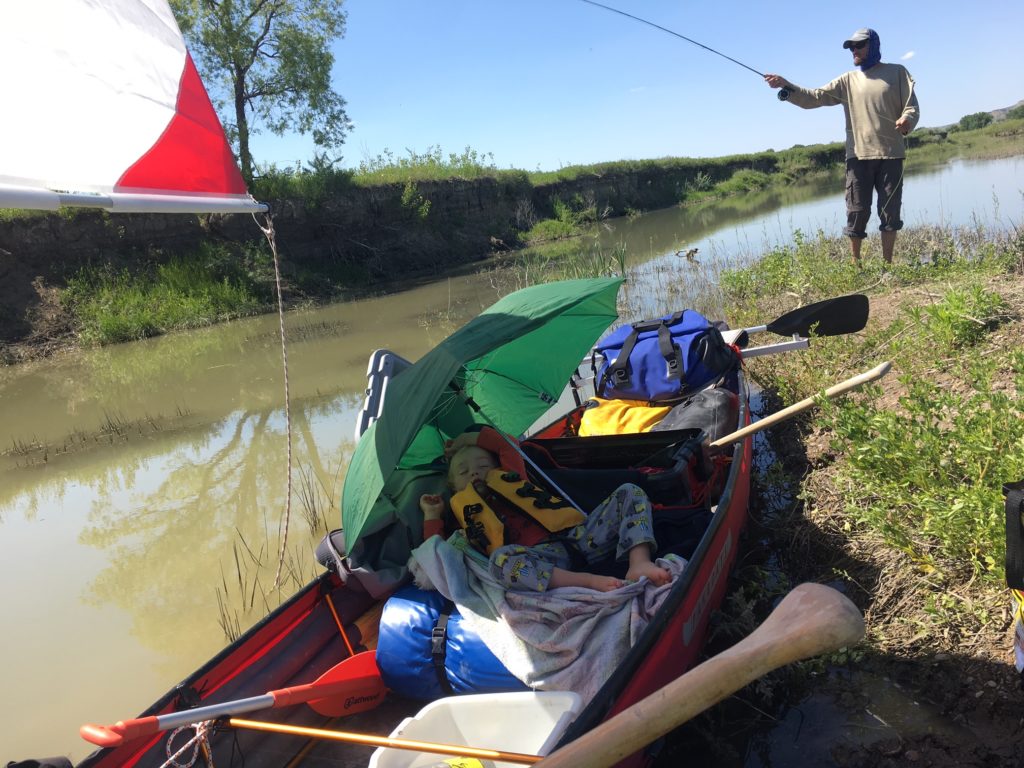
left=554, top=369, right=752, bottom=754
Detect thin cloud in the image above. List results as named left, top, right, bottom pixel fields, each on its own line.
left=901, top=51, right=915, bottom=60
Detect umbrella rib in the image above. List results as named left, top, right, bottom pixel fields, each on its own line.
left=468, top=367, right=557, bottom=404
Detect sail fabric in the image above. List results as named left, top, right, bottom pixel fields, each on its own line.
left=0, top=0, right=263, bottom=213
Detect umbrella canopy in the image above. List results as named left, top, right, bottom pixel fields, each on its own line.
left=341, top=277, right=623, bottom=552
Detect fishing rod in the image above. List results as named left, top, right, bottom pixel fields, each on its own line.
left=578, top=0, right=790, bottom=100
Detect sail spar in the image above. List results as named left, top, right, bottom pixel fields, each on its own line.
left=0, top=0, right=265, bottom=214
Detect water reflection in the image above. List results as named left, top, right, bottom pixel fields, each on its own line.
left=0, top=274, right=505, bottom=761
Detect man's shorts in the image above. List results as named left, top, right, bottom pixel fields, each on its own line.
left=844, top=158, right=905, bottom=239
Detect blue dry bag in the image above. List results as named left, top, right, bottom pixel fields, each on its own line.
left=376, top=585, right=528, bottom=699
left=593, top=310, right=737, bottom=403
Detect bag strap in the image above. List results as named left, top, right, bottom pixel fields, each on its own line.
left=630, top=311, right=684, bottom=333
left=657, top=323, right=684, bottom=382
left=601, top=312, right=687, bottom=393
left=1006, top=481, right=1024, bottom=590
left=431, top=600, right=456, bottom=696
left=604, top=327, right=641, bottom=390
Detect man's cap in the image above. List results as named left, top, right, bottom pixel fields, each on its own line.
left=842, top=28, right=875, bottom=49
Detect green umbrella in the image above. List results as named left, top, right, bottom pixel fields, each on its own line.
left=340, top=277, right=624, bottom=554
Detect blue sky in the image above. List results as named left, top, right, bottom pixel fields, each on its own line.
left=248, top=0, right=1024, bottom=173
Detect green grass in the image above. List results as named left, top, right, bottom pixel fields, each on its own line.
left=720, top=223, right=1020, bottom=318
left=64, top=243, right=271, bottom=345
left=518, top=193, right=607, bottom=243
left=820, top=352, right=1024, bottom=581
left=718, top=220, right=1024, bottom=589
left=492, top=240, right=628, bottom=291
left=353, top=146, right=512, bottom=184
left=712, top=168, right=773, bottom=196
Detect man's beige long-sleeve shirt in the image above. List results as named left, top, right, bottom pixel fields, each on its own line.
left=785, top=63, right=919, bottom=160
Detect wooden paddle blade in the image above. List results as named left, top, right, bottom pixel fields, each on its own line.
left=766, top=294, right=869, bottom=337
left=305, top=650, right=386, bottom=717
left=535, top=584, right=864, bottom=768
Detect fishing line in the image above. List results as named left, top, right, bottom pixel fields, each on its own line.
left=580, top=0, right=918, bottom=255
left=577, top=0, right=791, bottom=100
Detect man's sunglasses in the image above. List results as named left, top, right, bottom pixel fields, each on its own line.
left=851, top=40, right=869, bottom=51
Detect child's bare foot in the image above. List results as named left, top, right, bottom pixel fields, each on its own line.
left=626, top=561, right=672, bottom=587
left=585, top=573, right=625, bottom=592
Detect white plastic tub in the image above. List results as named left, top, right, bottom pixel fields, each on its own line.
left=368, top=691, right=583, bottom=768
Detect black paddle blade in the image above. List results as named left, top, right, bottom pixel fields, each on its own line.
left=766, top=294, right=869, bottom=338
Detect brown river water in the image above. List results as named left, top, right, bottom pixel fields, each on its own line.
left=2, top=156, right=1021, bottom=763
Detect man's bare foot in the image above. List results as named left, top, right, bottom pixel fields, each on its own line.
left=626, top=561, right=672, bottom=587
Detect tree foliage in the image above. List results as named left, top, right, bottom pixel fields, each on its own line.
left=957, top=111, right=994, bottom=131
left=1007, top=104, right=1024, bottom=121
left=171, top=0, right=352, bottom=182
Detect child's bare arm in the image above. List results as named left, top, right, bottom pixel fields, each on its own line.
left=420, top=493, right=447, bottom=540
left=419, top=493, right=445, bottom=520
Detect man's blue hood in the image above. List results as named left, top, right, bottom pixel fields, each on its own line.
left=860, top=29, right=882, bottom=70
left=843, top=27, right=882, bottom=70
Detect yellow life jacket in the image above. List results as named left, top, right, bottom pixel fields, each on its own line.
left=450, top=469, right=585, bottom=556
left=578, top=397, right=673, bottom=436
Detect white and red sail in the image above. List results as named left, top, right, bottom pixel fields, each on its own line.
left=0, top=0, right=264, bottom=213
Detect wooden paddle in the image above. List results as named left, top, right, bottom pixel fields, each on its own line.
left=534, top=582, right=865, bottom=767
left=80, top=650, right=384, bottom=748
left=219, top=584, right=861, bottom=766
left=709, top=361, right=891, bottom=449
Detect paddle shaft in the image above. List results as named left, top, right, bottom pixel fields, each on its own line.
left=535, top=583, right=865, bottom=768
left=80, top=650, right=383, bottom=748
left=709, top=361, right=891, bottom=449
left=229, top=718, right=542, bottom=764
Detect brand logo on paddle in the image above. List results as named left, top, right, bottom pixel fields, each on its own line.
left=345, top=693, right=381, bottom=710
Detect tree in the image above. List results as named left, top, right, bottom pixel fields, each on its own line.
left=1007, top=104, right=1024, bottom=121
left=171, top=0, right=352, bottom=183
left=957, top=111, right=994, bottom=131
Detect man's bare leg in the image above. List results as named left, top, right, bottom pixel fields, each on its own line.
left=881, top=230, right=897, bottom=264
left=849, top=236, right=863, bottom=265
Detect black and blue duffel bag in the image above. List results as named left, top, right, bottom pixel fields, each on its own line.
left=593, top=310, right=738, bottom=404
left=376, top=585, right=529, bottom=699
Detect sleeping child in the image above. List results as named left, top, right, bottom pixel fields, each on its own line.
left=419, top=426, right=671, bottom=592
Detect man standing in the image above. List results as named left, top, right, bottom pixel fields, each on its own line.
left=765, top=29, right=919, bottom=265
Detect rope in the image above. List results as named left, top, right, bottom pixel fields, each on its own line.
left=253, top=210, right=294, bottom=590
left=161, top=721, right=214, bottom=768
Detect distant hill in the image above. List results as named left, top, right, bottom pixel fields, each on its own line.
left=989, top=99, right=1024, bottom=121
left=928, top=99, right=1023, bottom=131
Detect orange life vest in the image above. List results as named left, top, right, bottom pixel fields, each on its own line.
left=450, top=469, right=585, bottom=556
